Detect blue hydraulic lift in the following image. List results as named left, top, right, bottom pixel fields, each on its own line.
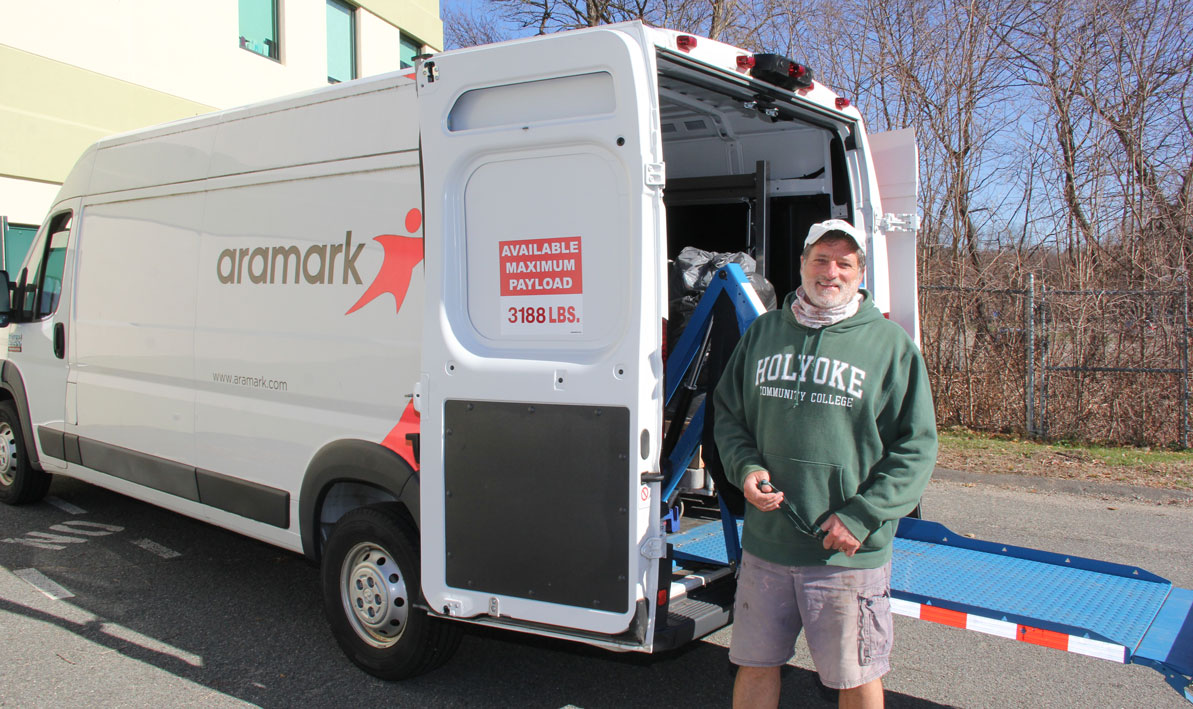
left=661, top=264, right=1193, bottom=704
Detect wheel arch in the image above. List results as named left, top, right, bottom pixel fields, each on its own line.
left=300, top=439, right=419, bottom=561
left=0, top=361, right=43, bottom=471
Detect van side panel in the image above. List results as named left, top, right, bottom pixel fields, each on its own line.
left=89, top=127, right=218, bottom=196
left=57, top=80, right=425, bottom=548
left=73, top=194, right=200, bottom=463
left=209, top=87, right=419, bottom=178
left=79, top=78, right=420, bottom=197
left=194, top=160, right=423, bottom=534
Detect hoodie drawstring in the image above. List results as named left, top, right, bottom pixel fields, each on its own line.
left=792, top=328, right=824, bottom=407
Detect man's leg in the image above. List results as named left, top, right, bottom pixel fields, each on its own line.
left=795, top=564, right=893, bottom=705
left=838, top=676, right=883, bottom=709
left=729, top=552, right=801, bottom=707
left=733, top=665, right=781, bottom=709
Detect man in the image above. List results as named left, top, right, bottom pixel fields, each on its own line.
left=714, top=219, right=937, bottom=709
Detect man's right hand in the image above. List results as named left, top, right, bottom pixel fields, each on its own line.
left=743, top=470, right=784, bottom=512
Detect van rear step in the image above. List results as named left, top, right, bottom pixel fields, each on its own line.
left=669, top=566, right=733, bottom=603
left=655, top=571, right=736, bottom=651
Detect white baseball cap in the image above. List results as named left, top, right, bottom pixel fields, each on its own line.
left=805, top=219, right=866, bottom=257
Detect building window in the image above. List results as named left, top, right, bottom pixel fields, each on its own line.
left=400, top=33, right=422, bottom=69
left=240, top=0, right=280, bottom=60
left=0, top=218, right=38, bottom=274
left=326, top=0, right=356, bottom=83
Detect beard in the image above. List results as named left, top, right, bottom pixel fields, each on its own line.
left=803, top=280, right=859, bottom=309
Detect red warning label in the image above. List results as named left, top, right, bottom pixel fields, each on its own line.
left=499, top=237, right=583, bottom=296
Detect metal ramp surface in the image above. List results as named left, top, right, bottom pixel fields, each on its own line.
left=893, top=519, right=1168, bottom=658
left=667, top=516, right=1193, bottom=702
left=670, top=518, right=742, bottom=566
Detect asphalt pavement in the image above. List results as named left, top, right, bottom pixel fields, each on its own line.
left=1, top=471, right=1191, bottom=708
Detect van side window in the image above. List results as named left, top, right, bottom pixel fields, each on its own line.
left=17, top=212, right=71, bottom=322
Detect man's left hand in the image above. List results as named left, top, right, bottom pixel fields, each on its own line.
left=820, top=514, right=861, bottom=557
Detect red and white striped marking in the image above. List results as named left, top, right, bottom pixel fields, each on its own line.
left=892, top=597, right=1128, bottom=663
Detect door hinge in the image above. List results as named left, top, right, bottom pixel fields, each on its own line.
left=640, top=536, right=666, bottom=560
left=421, top=60, right=439, bottom=84
left=876, top=213, right=920, bottom=233
left=645, top=162, right=666, bottom=187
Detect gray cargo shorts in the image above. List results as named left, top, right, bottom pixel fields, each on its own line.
left=729, top=550, right=893, bottom=690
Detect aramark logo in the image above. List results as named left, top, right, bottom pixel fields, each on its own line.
left=213, top=208, right=425, bottom=316
left=346, top=209, right=424, bottom=315
left=217, top=232, right=365, bottom=286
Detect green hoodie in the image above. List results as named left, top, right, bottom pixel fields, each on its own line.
left=713, top=289, right=937, bottom=569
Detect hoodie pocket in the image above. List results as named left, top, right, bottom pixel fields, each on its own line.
left=760, top=453, right=846, bottom=533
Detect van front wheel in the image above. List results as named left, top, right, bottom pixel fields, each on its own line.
left=321, top=503, right=461, bottom=679
left=0, top=402, right=51, bottom=505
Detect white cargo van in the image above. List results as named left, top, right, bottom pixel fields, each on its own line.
left=0, top=22, right=919, bottom=678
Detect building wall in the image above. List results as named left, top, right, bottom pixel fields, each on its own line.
left=0, top=0, right=442, bottom=228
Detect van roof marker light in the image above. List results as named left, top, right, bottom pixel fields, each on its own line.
left=736, top=55, right=756, bottom=71
left=836, top=97, right=851, bottom=109
left=749, top=54, right=814, bottom=91
left=676, top=35, right=697, bottom=52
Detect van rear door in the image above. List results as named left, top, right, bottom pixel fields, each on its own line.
left=415, top=26, right=664, bottom=636
left=868, top=128, right=921, bottom=343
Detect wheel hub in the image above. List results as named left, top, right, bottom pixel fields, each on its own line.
left=0, top=422, right=16, bottom=487
left=340, top=542, right=409, bottom=648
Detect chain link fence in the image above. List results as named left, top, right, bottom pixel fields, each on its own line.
left=920, top=278, right=1190, bottom=448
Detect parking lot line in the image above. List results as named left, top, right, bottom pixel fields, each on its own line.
left=132, top=538, right=181, bottom=559
left=14, top=568, right=75, bottom=600
left=45, top=497, right=87, bottom=515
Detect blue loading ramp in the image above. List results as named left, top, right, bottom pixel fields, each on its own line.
left=668, top=517, right=1193, bottom=703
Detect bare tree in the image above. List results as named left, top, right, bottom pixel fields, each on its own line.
left=443, top=6, right=514, bottom=49
left=999, top=0, right=1193, bottom=283
left=1085, top=0, right=1193, bottom=276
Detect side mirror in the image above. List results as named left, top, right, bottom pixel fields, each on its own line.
left=0, top=270, right=11, bottom=327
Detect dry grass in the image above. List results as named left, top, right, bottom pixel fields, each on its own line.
left=937, top=427, right=1193, bottom=490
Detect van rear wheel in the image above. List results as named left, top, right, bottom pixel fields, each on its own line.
left=0, top=402, right=51, bottom=505
left=321, top=503, right=462, bottom=679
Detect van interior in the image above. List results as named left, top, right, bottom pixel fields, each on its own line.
left=657, top=54, right=853, bottom=299
left=654, top=53, right=855, bottom=517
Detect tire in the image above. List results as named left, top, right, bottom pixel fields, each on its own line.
left=321, top=503, right=462, bottom=680
left=0, top=401, right=51, bottom=505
